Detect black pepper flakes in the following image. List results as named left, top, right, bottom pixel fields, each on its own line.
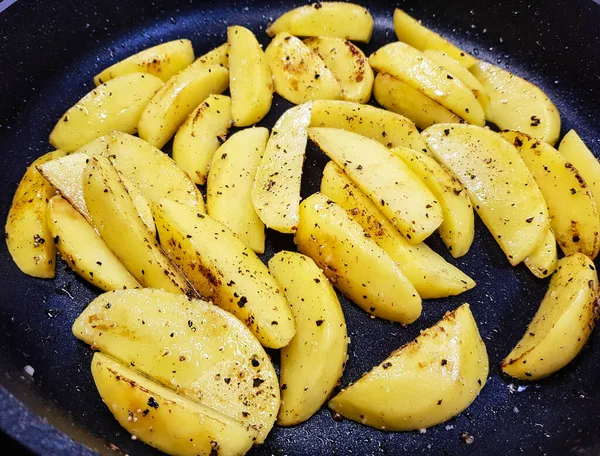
left=316, top=319, right=324, bottom=326
left=382, top=362, right=392, bottom=369
left=147, top=397, right=159, bottom=409
left=237, top=296, right=248, bottom=308
left=253, top=378, right=265, bottom=388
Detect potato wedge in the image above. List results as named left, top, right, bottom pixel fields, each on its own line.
left=173, top=94, right=232, bottom=185
left=501, top=253, right=598, bottom=380
left=251, top=103, right=312, bottom=234
left=190, top=43, right=229, bottom=69
left=91, top=352, right=257, bottom=456
left=309, top=128, right=442, bottom=244
left=501, top=130, right=600, bottom=259
left=47, top=196, right=140, bottom=291
left=310, top=100, right=427, bottom=151
left=266, top=2, right=374, bottom=43
left=329, top=303, right=488, bottom=430
left=138, top=64, right=229, bottom=149
left=75, top=288, right=279, bottom=443
left=304, top=37, right=373, bottom=104
left=423, top=124, right=549, bottom=265
left=369, top=43, right=484, bottom=126
left=391, top=146, right=474, bottom=258
left=265, top=33, right=342, bottom=105
left=228, top=26, right=273, bottom=126
left=393, top=9, right=477, bottom=68
left=268, top=251, right=348, bottom=426
left=83, top=156, right=195, bottom=295
left=6, top=150, right=65, bottom=278
left=373, top=73, right=462, bottom=130
left=207, top=128, right=268, bottom=253
left=94, top=39, right=194, bottom=85
left=295, top=193, right=421, bottom=324
left=321, top=162, right=475, bottom=298
left=524, top=229, right=558, bottom=279
left=50, top=73, right=162, bottom=152
left=470, top=61, right=561, bottom=145
left=152, top=199, right=295, bottom=349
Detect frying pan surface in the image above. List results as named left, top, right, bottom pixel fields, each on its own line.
left=0, top=0, right=599, bottom=454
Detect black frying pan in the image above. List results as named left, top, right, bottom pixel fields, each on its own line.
left=1, top=0, right=600, bottom=454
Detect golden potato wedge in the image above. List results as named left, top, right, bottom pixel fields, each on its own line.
left=207, top=128, right=268, bottom=253
left=470, top=61, right=561, bottom=145
left=47, top=196, right=139, bottom=291
left=265, top=33, right=342, bottom=105
left=391, top=146, right=474, bottom=258
left=295, top=193, right=422, bottom=324
left=369, top=43, right=484, bottom=126
left=266, top=2, right=374, bottom=43
left=91, top=352, right=257, bottom=456
left=329, top=303, right=488, bottom=430
left=423, top=124, right=549, bottom=265
left=50, top=73, right=162, bottom=152
left=393, top=9, right=477, bottom=68
left=5, top=150, right=65, bottom=278
left=152, top=199, right=295, bottom=349
left=373, top=73, right=462, bottom=130
left=310, top=100, right=427, bottom=151
left=251, top=103, right=312, bottom=234
left=321, top=161, right=475, bottom=298
left=173, top=94, right=232, bottom=185
left=268, top=251, right=348, bottom=426
left=309, top=127, right=442, bottom=244
left=94, top=39, right=194, bottom=85
left=190, top=43, right=229, bottom=69
left=138, top=64, right=229, bottom=149
left=83, top=156, right=195, bottom=295
left=501, top=130, right=600, bottom=259
left=75, top=288, right=279, bottom=443
left=304, top=37, right=373, bottom=104
left=502, top=253, right=598, bottom=380
left=228, top=26, right=273, bottom=126
left=524, top=229, right=558, bottom=279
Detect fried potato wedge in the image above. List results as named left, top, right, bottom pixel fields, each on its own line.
left=423, top=124, right=549, bottom=265
left=228, top=26, right=273, bottom=126
left=470, top=62, right=561, bottom=145
left=152, top=199, right=295, bottom=349
left=138, top=65, right=229, bottom=149
left=321, top=162, right=475, bottom=298
left=269, top=251, right=348, bottom=426
left=50, top=73, right=162, bottom=152
left=329, top=303, right=488, bottom=430
left=266, top=2, right=374, bottom=43
left=83, top=156, right=195, bottom=295
left=295, top=193, right=422, bottom=324
left=251, top=103, right=312, bottom=233
left=304, top=37, right=373, bottom=104
left=75, top=288, right=279, bottom=443
left=501, top=130, right=600, bottom=259
left=502, top=253, right=598, bottom=380
left=190, top=43, right=229, bottom=69
left=47, top=196, right=139, bottom=291
left=207, top=128, right=268, bottom=253
left=369, top=43, right=484, bottom=125
left=6, top=150, right=65, bottom=278
left=94, top=39, right=194, bottom=85
left=91, top=352, right=257, bottom=456
left=373, top=73, right=462, bottom=130
left=173, top=94, right=232, bottom=185
left=265, top=33, right=342, bottom=105
left=392, top=146, right=474, bottom=258
left=309, top=128, right=442, bottom=244
left=524, top=229, right=558, bottom=279
left=310, top=100, right=427, bottom=151
left=393, top=9, right=477, bottom=68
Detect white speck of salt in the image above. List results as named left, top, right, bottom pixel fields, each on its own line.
left=24, top=365, right=34, bottom=376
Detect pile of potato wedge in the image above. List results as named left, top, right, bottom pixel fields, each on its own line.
left=5, top=2, right=600, bottom=455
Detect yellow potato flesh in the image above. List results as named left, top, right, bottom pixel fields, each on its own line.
left=523, top=229, right=558, bottom=279
left=502, top=253, right=598, bottom=380
left=423, top=124, right=549, bottom=265
left=50, top=73, right=162, bottom=152
left=269, top=251, right=348, bottom=426
left=189, top=43, right=229, bottom=69
left=294, top=192, right=422, bottom=324
left=329, top=304, right=488, bottom=430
